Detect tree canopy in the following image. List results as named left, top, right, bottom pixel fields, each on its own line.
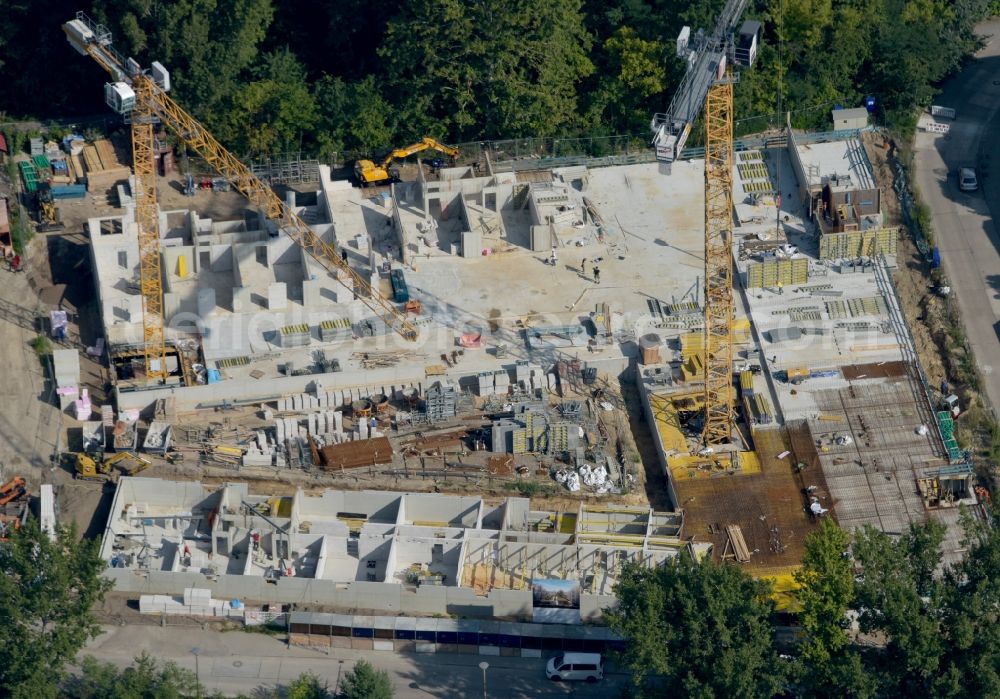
left=0, top=0, right=992, bottom=156
left=339, top=659, right=394, bottom=699
left=606, top=550, right=788, bottom=698
left=0, top=520, right=113, bottom=699
left=609, top=509, right=1000, bottom=699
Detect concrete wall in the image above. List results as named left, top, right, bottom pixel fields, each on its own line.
left=636, top=379, right=680, bottom=510
left=107, top=567, right=613, bottom=622
left=786, top=120, right=809, bottom=200
left=115, top=362, right=430, bottom=412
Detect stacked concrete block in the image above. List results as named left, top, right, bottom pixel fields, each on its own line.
left=493, top=370, right=510, bottom=396
left=280, top=324, right=311, bottom=348
left=140, top=590, right=243, bottom=619
left=477, top=372, right=493, bottom=396
left=515, top=360, right=530, bottom=384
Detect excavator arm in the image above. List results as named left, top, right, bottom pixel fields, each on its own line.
left=64, top=12, right=418, bottom=343
left=380, top=137, right=459, bottom=168
left=356, top=136, right=460, bottom=186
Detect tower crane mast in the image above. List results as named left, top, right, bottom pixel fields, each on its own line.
left=650, top=0, right=760, bottom=446
left=63, top=12, right=418, bottom=384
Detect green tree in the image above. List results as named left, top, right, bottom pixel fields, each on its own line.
left=853, top=521, right=950, bottom=696
left=606, top=552, right=786, bottom=698
left=339, top=659, right=393, bottom=699
left=314, top=75, right=396, bottom=157
left=216, top=48, right=318, bottom=156
left=0, top=520, right=113, bottom=699
left=285, top=671, right=329, bottom=699
left=93, top=0, right=275, bottom=128
left=583, top=27, right=667, bottom=134
left=379, top=0, right=594, bottom=140
left=66, top=652, right=199, bottom=699
left=794, top=518, right=875, bottom=698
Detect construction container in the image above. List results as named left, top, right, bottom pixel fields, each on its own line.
left=142, top=421, right=172, bottom=453
left=19, top=161, right=39, bottom=193
left=82, top=421, right=105, bottom=453
left=51, top=184, right=87, bottom=199
left=390, top=269, right=409, bottom=302
left=638, top=333, right=662, bottom=364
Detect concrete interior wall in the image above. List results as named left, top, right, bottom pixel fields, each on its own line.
left=402, top=494, right=481, bottom=527
left=389, top=536, right=464, bottom=585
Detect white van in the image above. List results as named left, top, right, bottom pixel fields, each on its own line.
left=545, top=652, right=604, bottom=682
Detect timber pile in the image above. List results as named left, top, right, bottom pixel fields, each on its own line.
left=319, top=436, right=394, bottom=471
left=83, top=139, right=130, bottom=193
left=352, top=351, right=410, bottom=369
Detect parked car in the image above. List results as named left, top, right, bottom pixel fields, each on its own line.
left=959, top=167, right=978, bottom=191
left=545, top=652, right=604, bottom=683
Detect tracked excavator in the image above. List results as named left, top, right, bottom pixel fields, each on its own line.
left=74, top=451, right=151, bottom=482
left=354, top=137, right=459, bottom=186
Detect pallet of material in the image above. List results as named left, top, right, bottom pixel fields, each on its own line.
left=70, top=153, right=85, bottom=183
left=319, top=436, right=393, bottom=470
left=83, top=140, right=131, bottom=193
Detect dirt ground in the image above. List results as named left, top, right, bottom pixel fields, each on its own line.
left=155, top=368, right=655, bottom=515
left=2, top=138, right=669, bottom=542
left=862, top=131, right=995, bottom=485
left=862, top=131, right=948, bottom=391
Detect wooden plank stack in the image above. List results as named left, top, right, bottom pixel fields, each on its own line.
left=83, top=139, right=131, bottom=193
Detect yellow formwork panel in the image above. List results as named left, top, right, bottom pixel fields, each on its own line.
left=739, top=450, right=762, bottom=475
left=650, top=394, right=690, bottom=453
left=758, top=567, right=803, bottom=612
left=734, top=318, right=751, bottom=343
left=819, top=227, right=899, bottom=260
left=557, top=512, right=577, bottom=534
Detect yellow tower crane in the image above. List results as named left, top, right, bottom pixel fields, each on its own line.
left=701, top=75, right=736, bottom=445
left=652, top=2, right=760, bottom=446
left=63, top=12, right=418, bottom=383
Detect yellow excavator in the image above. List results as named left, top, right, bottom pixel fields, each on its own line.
left=36, top=185, right=65, bottom=232
left=74, top=451, right=151, bottom=482
left=354, top=137, right=459, bottom=186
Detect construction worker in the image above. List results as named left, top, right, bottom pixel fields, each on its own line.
left=581, top=258, right=587, bottom=275
left=549, top=246, right=558, bottom=266
left=593, top=265, right=601, bottom=284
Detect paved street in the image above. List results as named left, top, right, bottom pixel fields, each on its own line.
left=913, top=19, right=1000, bottom=409
left=82, top=625, right=627, bottom=698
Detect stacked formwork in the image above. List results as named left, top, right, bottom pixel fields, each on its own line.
left=818, top=227, right=897, bottom=259
left=425, top=382, right=456, bottom=423
left=319, top=318, right=351, bottom=341
left=280, top=324, right=311, bottom=348
left=745, top=257, right=808, bottom=289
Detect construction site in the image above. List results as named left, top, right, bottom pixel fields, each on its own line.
left=0, top=6, right=984, bottom=629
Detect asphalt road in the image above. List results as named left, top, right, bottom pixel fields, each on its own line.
left=913, top=18, right=1000, bottom=409
left=81, top=625, right=628, bottom=698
